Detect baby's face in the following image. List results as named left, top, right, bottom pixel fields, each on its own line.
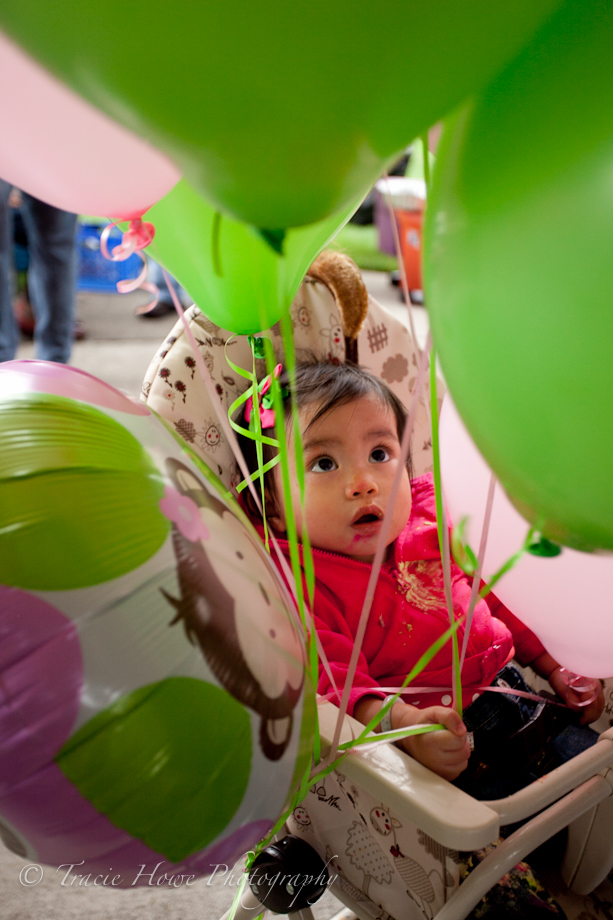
left=271, top=394, right=412, bottom=562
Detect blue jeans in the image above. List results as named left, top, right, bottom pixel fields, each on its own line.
left=147, top=257, right=188, bottom=307
left=0, top=179, right=77, bottom=363
left=454, top=664, right=599, bottom=800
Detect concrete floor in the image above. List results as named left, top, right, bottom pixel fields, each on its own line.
left=14, top=271, right=427, bottom=397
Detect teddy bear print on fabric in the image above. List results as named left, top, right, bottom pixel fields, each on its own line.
left=345, top=816, right=394, bottom=899
left=370, top=807, right=446, bottom=920
left=160, top=459, right=305, bottom=761
left=324, top=848, right=393, bottom=920
left=291, top=299, right=311, bottom=331
left=320, top=313, right=344, bottom=362
left=157, top=365, right=188, bottom=407
left=366, top=322, right=389, bottom=354
left=417, top=829, right=460, bottom=887
left=325, top=849, right=396, bottom=920
left=336, top=771, right=361, bottom=813
left=172, top=417, right=224, bottom=455
left=381, top=354, right=409, bottom=385
left=291, top=806, right=312, bottom=831
left=157, top=335, right=178, bottom=361
left=309, top=778, right=341, bottom=811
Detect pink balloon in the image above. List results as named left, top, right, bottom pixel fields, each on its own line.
left=0, top=31, right=180, bottom=218
left=0, top=360, right=150, bottom=415
left=440, top=397, right=613, bottom=679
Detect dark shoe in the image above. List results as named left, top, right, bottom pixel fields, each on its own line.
left=14, top=293, right=34, bottom=337
left=136, top=299, right=176, bottom=319
left=73, top=320, right=86, bottom=341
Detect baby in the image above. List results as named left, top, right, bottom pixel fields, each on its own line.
left=240, top=361, right=603, bottom=791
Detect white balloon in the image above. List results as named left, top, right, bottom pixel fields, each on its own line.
left=440, top=396, right=613, bottom=679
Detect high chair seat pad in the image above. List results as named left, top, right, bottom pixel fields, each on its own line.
left=141, top=274, right=438, bottom=492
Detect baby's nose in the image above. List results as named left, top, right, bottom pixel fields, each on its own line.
left=347, top=472, right=377, bottom=497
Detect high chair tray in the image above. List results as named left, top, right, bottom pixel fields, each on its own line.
left=317, top=701, right=501, bottom=851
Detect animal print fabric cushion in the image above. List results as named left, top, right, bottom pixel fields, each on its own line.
left=287, top=768, right=460, bottom=920
left=141, top=276, right=436, bottom=492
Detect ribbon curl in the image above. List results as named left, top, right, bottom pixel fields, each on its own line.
left=100, top=218, right=159, bottom=314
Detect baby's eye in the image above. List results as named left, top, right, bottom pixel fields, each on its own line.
left=311, top=456, right=337, bottom=473
left=370, top=447, right=390, bottom=463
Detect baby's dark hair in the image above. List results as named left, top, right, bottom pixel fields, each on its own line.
left=238, top=360, right=411, bottom=521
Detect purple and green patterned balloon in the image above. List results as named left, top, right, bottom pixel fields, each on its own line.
left=0, top=361, right=314, bottom=883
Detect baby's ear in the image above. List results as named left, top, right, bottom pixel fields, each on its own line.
left=267, top=492, right=287, bottom=534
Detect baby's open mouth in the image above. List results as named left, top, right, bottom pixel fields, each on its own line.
left=351, top=507, right=383, bottom=527
left=354, top=513, right=379, bottom=525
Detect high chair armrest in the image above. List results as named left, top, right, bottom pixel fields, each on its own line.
left=317, top=702, right=500, bottom=851
left=483, top=727, right=613, bottom=825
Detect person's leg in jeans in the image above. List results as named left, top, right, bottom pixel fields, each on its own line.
left=20, top=193, right=77, bottom=363
left=0, top=179, right=18, bottom=362
left=143, top=257, right=189, bottom=316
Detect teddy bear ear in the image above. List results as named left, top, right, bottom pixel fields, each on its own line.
left=309, top=250, right=368, bottom=365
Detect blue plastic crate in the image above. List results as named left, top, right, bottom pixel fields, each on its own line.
left=77, top=223, right=143, bottom=293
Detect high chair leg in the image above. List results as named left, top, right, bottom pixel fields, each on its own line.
left=434, top=774, right=611, bottom=920
left=219, top=884, right=262, bottom=920
left=562, top=767, right=613, bottom=894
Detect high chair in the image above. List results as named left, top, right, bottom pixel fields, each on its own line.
left=142, top=252, right=613, bottom=920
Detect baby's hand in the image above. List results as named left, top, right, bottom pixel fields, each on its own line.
left=548, top=667, right=605, bottom=725
left=396, top=704, right=471, bottom=781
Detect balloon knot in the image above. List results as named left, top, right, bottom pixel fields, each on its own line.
left=100, top=218, right=155, bottom=262
left=99, top=218, right=159, bottom=312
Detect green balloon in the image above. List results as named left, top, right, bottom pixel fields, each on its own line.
left=0, top=394, right=168, bottom=588
left=57, top=678, right=251, bottom=862
left=144, top=179, right=361, bottom=333
left=0, top=0, right=561, bottom=228
left=425, top=0, right=613, bottom=552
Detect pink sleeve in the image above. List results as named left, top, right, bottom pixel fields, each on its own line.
left=485, top=591, right=546, bottom=666
left=312, top=586, right=385, bottom=717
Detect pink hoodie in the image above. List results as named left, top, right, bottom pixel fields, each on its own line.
left=253, top=473, right=545, bottom=716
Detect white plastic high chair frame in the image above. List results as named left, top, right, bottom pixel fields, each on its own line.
left=142, top=261, right=613, bottom=920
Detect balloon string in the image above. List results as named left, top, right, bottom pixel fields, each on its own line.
left=100, top=218, right=159, bottom=313
left=459, top=473, right=497, bottom=673
left=319, top=684, right=574, bottom=708
left=429, top=346, right=462, bottom=716
left=326, top=333, right=432, bottom=764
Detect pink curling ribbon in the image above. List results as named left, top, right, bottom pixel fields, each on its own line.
left=99, top=218, right=159, bottom=314
left=318, top=680, right=598, bottom=710
left=244, top=364, right=282, bottom=429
